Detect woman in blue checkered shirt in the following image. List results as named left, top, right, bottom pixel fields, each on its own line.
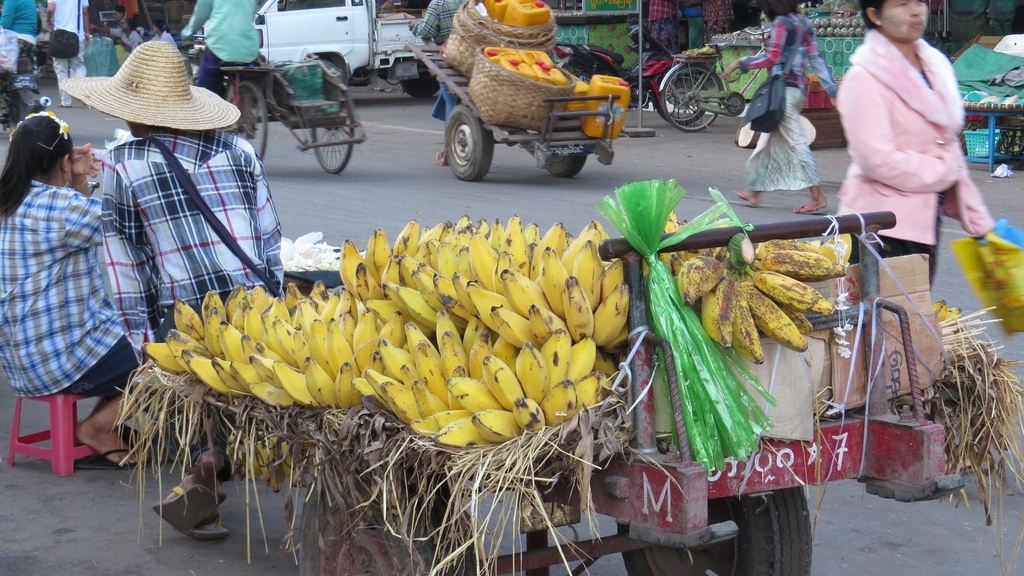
left=0, top=113, right=139, bottom=468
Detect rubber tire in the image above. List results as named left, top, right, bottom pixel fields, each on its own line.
left=546, top=155, right=587, bottom=178
left=659, top=64, right=724, bottom=133
left=621, top=487, right=811, bottom=576
left=401, top=75, right=440, bottom=98
left=227, top=80, right=269, bottom=158
left=445, top=105, right=493, bottom=182
left=312, top=127, right=354, bottom=174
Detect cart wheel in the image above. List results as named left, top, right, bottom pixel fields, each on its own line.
left=659, top=64, right=724, bottom=133
left=400, top=76, right=440, bottom=98
left=445, top=105, right=493, bottom=182
left=546, top=155, right=587, bottom=178
left=226, top=80, right=269, bottom=158
left=311, top=127, right=354, bottom=174
left=621, top=487, right=811, bottom=576
left=299, top=491, right=435, bottom=576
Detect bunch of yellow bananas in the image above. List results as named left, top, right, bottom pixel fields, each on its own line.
left=932, top=300, right=961, bottom=322
left=227, top=434, right=293, bottom=492
left=141, top=283, right=367, bottom=409
left=338, top=216, right=623, bottom=447
left=676, top=236, right=847, bottom=364
left=340, top=217, right=630, bottom=355
left=142, top=216, right=624, bottom=449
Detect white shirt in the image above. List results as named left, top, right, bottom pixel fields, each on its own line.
left=124, top=29, right=143, bottom=51
left=155, top=31, right=177, bottom=50
left=48, top=0, right=90, bottom=39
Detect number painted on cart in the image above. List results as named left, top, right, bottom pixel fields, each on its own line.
left=706, top=432, right=851, bottom=483
left=641, top=472, right=673, bottom=522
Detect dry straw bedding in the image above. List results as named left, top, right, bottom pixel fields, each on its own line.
left=118, top=364, right=632, bottom=574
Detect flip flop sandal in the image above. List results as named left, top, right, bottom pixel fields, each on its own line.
left=152, top=485, right=220, bottom=536
left=74, top=449, right=134, bottom=470
left=187, top=513, right=230, bottom=541
left=435, top=151, right=448, bottom=167
left=794, top=205, right=828, bottom=215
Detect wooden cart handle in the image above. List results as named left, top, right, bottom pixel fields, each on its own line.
left=599, top=211, right=896, bottom=260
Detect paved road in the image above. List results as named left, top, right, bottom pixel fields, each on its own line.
left=0, top=79, right=1021, bottom=576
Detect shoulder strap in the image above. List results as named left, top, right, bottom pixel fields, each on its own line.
left=779, top=16, right=801, bottom=76
left=146, top=136, right=283, bottom=298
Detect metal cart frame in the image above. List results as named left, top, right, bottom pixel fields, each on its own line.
left=222, top=61, right=367, bottom=174
left=408, top=44, right=619, bottom=182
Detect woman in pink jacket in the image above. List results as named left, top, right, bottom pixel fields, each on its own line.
left=837, top=0, right=994, bottom=282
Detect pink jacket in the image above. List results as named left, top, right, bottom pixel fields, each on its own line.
left=836, top=30, right=993, bottom=245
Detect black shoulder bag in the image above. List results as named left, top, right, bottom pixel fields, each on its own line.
left=743, top=17, right=800, bottom=134
left=147, top=136, right=283, bottom=299
left=49, top=0, right=81, bottom=59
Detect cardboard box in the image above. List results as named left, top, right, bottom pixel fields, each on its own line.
left=814, top=255, right=944, bottom=411
left=742, top=331, right=830, bottom=442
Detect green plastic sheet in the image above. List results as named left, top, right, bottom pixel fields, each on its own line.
left=596, top=181, right=774, bottom=471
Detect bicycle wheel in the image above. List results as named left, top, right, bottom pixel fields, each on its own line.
left=226, top=80, right=269, bottom=158
left=659, top=63, right=724, bottom=133
left=311, top=127, right=354, bottom=174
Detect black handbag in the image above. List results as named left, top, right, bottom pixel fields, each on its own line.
left=744, top=17, right=799, bottom=134
left=146, top=136, right=283, bottom=299
left=48, top=1, right=81, bottom=59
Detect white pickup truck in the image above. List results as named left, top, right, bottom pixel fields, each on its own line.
left=254, top=0, right=440, bottom=97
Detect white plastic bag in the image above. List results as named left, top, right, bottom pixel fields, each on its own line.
left=281, top=232, right=341, bottom=271
left=0, top=29, right=19, bottom=73
left=992, top=163, right=1014, bottom=178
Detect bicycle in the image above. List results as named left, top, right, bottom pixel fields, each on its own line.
left=658, top=40, right=768, bottom=133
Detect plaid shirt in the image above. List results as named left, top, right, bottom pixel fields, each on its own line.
left=412, top=0, right=461, bottom=44
left=649, top=0, right=679, bottom=22
left=101, top=130, right=283, bottom=357
left=739, top=15, right=838, bottom=98
left=0, top=183, right=125, bottom=397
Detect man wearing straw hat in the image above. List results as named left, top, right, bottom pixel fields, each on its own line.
left=61, top=41, right=283, bottom=540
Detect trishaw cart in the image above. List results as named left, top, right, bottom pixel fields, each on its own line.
left=220, top=60, right=367, bottom=174
left=299, top=211, right=964, bottom=575
left=407, top=43, right=618, bottom=182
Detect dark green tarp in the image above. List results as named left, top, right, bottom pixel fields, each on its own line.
left=953, top=43, right=1024, bottom=98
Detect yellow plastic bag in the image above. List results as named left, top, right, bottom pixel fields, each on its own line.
left=952, top=233, right=1024, bottom=332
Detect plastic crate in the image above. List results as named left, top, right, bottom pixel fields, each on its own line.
left=803, top=89, right=833, bottom=110
left=963, top=129, right=1000, bottom=157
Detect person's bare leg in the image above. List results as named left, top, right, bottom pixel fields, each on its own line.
left=75, top=395, right=134, bottom=464
left=809, top=185, right=827, bottom=209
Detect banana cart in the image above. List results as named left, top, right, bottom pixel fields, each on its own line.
left=407, top=43, right=619, bottom=182
left=299, top=211, right=963, bottom=575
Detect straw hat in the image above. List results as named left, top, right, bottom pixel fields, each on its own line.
left=60, top=42, right=240, bottom=131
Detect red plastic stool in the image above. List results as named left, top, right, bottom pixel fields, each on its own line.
left=6, top=393, right=97, bottom=476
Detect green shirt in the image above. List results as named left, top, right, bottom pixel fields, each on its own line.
left=181, top=0, right=260, bottom=64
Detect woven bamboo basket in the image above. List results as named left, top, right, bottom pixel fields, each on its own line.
left=468, top=49, right=575, bottom=131
left=165, top=0, right=186, bottom=24
left=443, top=0, right=556, bottom=78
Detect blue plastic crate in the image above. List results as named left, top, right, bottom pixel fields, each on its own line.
left=964, top=128, right=1000, bottom=157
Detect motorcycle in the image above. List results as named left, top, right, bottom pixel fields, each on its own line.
left=553, top=21, right=676, bottom=122
left=2, top=48, right=48, bottom=130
